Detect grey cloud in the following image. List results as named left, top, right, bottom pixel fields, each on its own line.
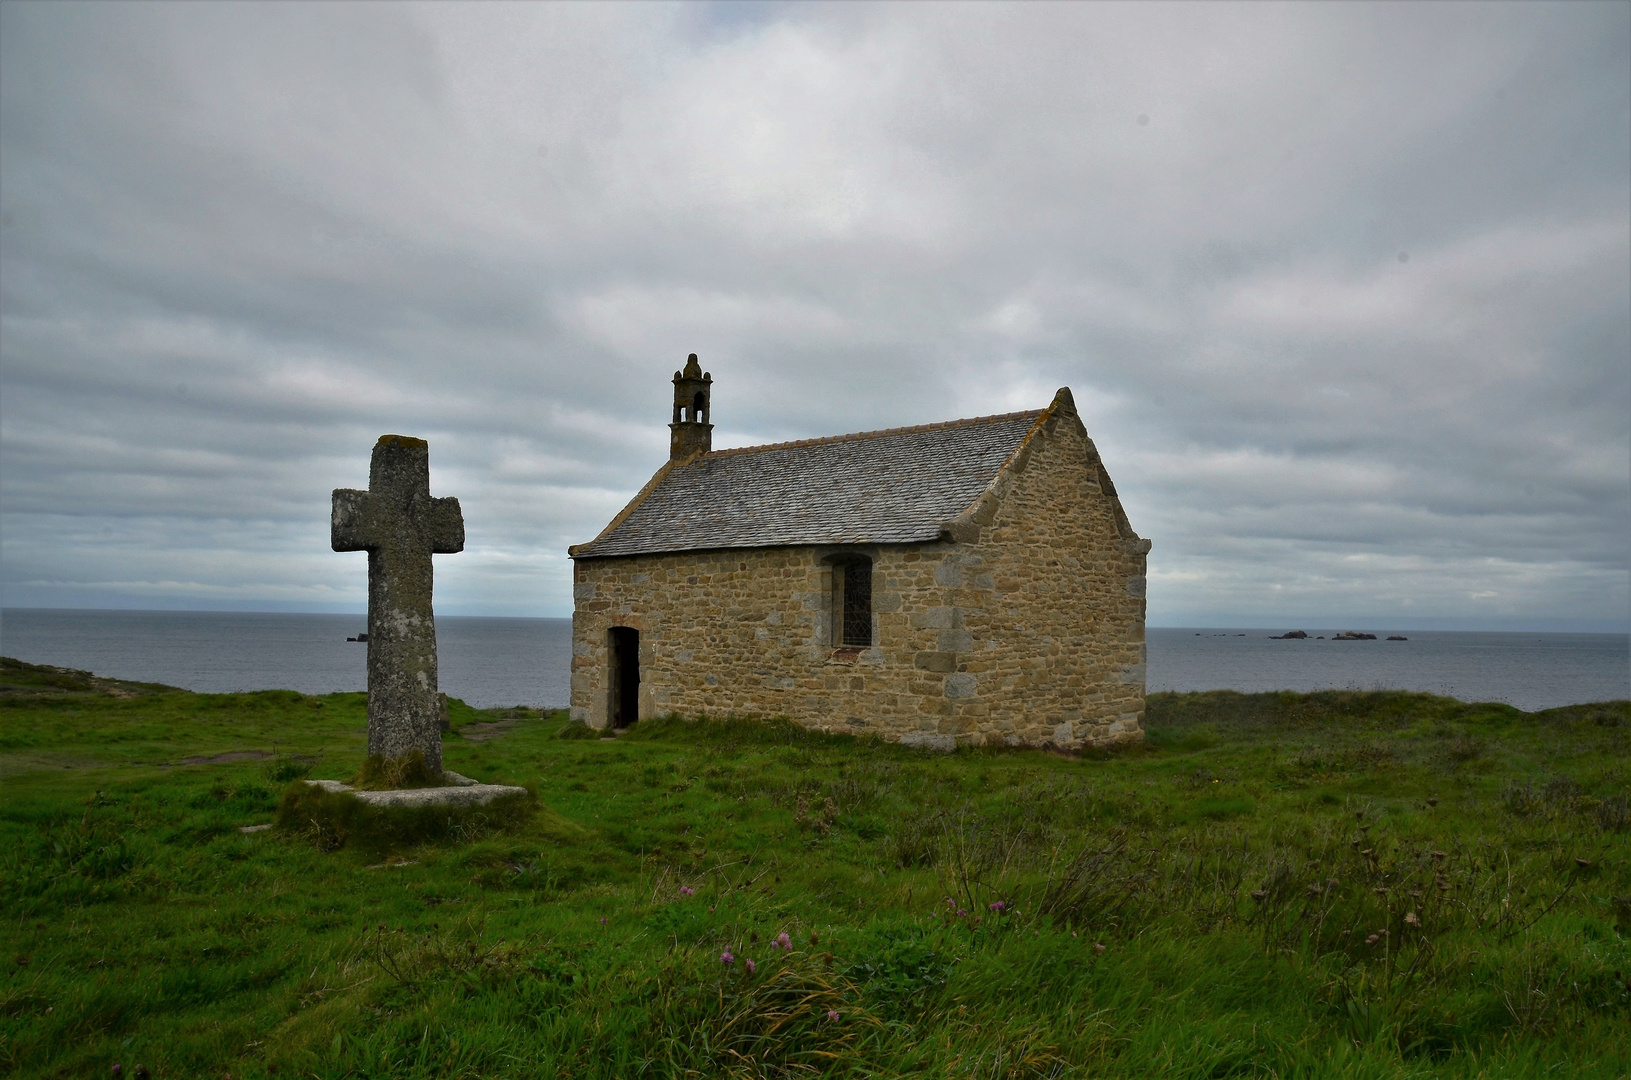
left=1, top=1, right=1625, bottom=627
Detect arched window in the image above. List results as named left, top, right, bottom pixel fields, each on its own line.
left=831, top=557, right=873, bottom=647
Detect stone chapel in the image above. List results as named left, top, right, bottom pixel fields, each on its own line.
left=567, top=355, right=1150, bottom=750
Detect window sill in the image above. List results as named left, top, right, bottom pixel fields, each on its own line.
left=825, top=646, right=878, bottom=666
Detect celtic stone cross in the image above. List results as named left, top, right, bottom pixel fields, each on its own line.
left=332, top=435, right=464, bottom=776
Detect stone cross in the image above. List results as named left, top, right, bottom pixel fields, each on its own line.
left=332, top=435, right=464, bottom=776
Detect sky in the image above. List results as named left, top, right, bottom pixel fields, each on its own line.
left=1, top=1, right=1627, bottom=631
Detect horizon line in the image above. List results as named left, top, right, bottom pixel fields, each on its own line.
left=2, top=604, right=1626, bottom=636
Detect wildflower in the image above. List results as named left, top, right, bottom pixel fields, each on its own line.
left=1405, top=911, right=1420, bottom=927
left=956, top=909, right=967, bottom=917
left=1092, top=942, right=1106, bottom=954
left=680, top=886, right=694, bottom=897
left=599, top=916, right=607, bottom=926
left=989, top=900, right=1006, bottom=912
left=1365, top=934, right=1379, bottom=944
left=827, top=1009, right=840, bottom=1021
left=720, top=949, right=735, bottom=965
left=775, top=932, right=793, bottom=951
left=809, top=931, right=819, bottom=945
left=744, top=958, right=756, bottom=974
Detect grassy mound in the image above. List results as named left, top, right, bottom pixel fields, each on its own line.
left=0, top=671, right=1626, bottom=1078
left=274, top=781, right=537, bottom=855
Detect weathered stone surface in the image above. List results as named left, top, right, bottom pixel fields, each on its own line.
left=570, top=389, right=1149, bottom=750
left=332, top=435, right=463, bottom=775
left=301, top=777, right=524, bottom=808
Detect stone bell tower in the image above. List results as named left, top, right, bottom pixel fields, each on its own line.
left=669, top=353, right=713, bottom=461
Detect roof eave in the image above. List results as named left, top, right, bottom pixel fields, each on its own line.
left=568, top=450, right=705, bottom=559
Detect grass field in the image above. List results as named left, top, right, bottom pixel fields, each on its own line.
left=2, top=655, right=1628, bottom=1078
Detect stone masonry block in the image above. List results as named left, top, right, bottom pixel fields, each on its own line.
left=914, top=651, right=957, bottom=673
left=909, top=606, right=962, bottom=630
left=900, top=732, right=956, bottom=753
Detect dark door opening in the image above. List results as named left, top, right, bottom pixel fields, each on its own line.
left=609, top=627, right=640, bottom=729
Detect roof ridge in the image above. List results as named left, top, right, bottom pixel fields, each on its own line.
left=704, top=409, right=1044, bottom=460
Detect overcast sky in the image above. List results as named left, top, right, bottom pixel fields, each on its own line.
left=1, top=1, right=1626, bottom=630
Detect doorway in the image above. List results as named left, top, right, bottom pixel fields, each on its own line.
left=608, top=627, right=640, bottom=730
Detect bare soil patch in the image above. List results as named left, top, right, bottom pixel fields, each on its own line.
left=179, top=750, right=275, bottom=765
left=458, top=719, right=517, bottom=743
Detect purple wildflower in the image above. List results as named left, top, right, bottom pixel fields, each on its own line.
left=720, top=949, right=735, bottom=965
left=989, top=900, right=1006, bottom=912
left=744, top=958, right=756, bottom=974
left=956, top=909, right=967, bottom=917
left=680, top=886, right=694, bottom=897
left=775, top=931, right=793, bottom=951
left=599, top=916, right=607, bottom=926
left=827, top=1009, right=840, bottom=1021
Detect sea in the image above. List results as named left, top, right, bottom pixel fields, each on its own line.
left=1, top=609, right=1626, bottom=713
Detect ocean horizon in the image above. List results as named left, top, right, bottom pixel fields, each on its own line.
left=2, top=608, right=1626, bottom=713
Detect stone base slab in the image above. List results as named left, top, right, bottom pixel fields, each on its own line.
left=302, top=771, right=526, bottom=808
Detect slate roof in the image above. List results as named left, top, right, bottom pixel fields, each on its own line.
left=570, top=410, right=1046, bottom=558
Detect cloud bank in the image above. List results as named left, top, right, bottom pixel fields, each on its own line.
left=2, top=1, right=1626, bottom=629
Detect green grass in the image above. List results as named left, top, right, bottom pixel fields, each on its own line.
left=2, top=655, right=1628, bottom=1078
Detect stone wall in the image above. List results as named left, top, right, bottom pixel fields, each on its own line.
left=569, top=402, right=1148, bottom=749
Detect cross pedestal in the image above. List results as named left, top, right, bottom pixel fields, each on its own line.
left=332, top=435, right=464, bottom=776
